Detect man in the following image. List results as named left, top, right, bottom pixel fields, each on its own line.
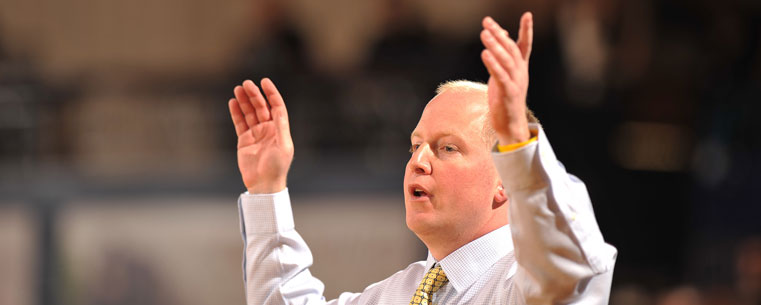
left=228, top=12, right=617, bottom=304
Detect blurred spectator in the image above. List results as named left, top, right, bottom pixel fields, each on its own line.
left=736, top=237, right=761, bottom=305
left=656, top=286, right=702, bottom=305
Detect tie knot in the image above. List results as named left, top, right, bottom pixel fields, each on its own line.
left=427, top=265, right=448, bottom=283
left=410, top=264, right=449, bottom=305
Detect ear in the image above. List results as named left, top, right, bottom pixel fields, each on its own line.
left=492, top=183, right=508, bottom=209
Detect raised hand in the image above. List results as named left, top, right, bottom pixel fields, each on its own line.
left=228, top=78, right=294, bottom=194
left=480, top=12, right=534, bottom=145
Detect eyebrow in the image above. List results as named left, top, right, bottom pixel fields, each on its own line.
left=410, top=131, right=420, bottom=141
left=410, top=131, right=462, bottom=142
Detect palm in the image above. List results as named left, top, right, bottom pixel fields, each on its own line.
left=487, top=76, right=517, bottom=129
left=228, top=78, right=293, bottom=194
left=237, top=120, right=293, bottom=191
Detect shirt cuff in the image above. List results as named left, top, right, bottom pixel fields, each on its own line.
left=239, top=188, right=295, bottom=234
left=496, top=130, right=539, bottom=152
left=492, top=124, right=545, bottom=191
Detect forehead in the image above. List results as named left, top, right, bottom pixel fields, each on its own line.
left=411, top=90, right=488, bottom=139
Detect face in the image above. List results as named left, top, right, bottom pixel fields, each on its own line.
left=403, top=90, right=503, bottom=240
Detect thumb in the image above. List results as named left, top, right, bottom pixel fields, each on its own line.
left=275, top=111, right=292, bottom=143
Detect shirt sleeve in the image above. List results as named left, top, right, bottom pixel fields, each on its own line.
left=240, top=189, right=433, bottom=305
left=239, top=189, right=333, bottom=304
left=493, top=123, right=618, bottom=304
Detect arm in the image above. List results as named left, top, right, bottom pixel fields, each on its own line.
left=480, top=13, right=617, bottom=303
left=238, top=189, right=328, bottom=304
left=495, top=126, right=617, bottom=304
left=229, top=79, right=352, bottom=304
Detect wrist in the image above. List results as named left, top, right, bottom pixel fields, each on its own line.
left=496, top=125, right=530, bottom=145
left=246, top=180, right=287, bottom=195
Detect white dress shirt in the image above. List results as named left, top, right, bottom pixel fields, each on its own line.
left=238, top=124, right=618, bottom=304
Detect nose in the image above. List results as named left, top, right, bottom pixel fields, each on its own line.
left=409, top=144, right=432, bottom=175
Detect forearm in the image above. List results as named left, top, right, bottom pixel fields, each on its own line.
left=239, top=189, right=327, bottom=304
left=495, top=125, right=617, bottom=304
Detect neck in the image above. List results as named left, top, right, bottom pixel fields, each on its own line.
left=421, top=213, right=508, bottom=261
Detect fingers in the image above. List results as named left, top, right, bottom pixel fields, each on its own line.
left=231, top=78, right=286, bottom=130
left=231, top=78, right=287, bottom=123
left=480, top=29, right=516, bottom=77
left=234, top=85, right=259, bottom=127
left=481, top=17, right=526, bottom=80
left=228, top=98, right=249, bottom=136
left=517, top=12, right=533, bottom=61
left=483, top=17, right=522, bottom=61
left=259, top=78, right=292, bottom=140
left=481, top=49, right=511, bottom=84
left=243, top=80, right=271, bottom=122
left=260, top=78, right=287, bottom=118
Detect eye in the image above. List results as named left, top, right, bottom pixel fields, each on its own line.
left=442, top=145, right=458, bottom=152
left=409, top=144, right=420, bottom=153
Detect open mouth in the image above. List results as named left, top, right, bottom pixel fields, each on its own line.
left=409, top=185, right=430, bottom=199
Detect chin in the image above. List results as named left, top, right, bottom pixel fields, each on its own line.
left=405, top=211, right=439, bottom=236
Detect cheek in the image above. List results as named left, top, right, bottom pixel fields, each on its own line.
left=402, top=163, right=410, bottom=189
left=439, top=161, right=496, bottom=202
left=402, top=162, right=413, bottom=202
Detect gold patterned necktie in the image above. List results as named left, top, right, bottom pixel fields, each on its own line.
left=409, top=264, right=449, bottom=305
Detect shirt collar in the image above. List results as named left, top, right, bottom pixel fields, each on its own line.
left=424, top=225, right=514, bottom=292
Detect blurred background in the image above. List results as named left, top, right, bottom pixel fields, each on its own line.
left=0, top=0, right=759, bottom=304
